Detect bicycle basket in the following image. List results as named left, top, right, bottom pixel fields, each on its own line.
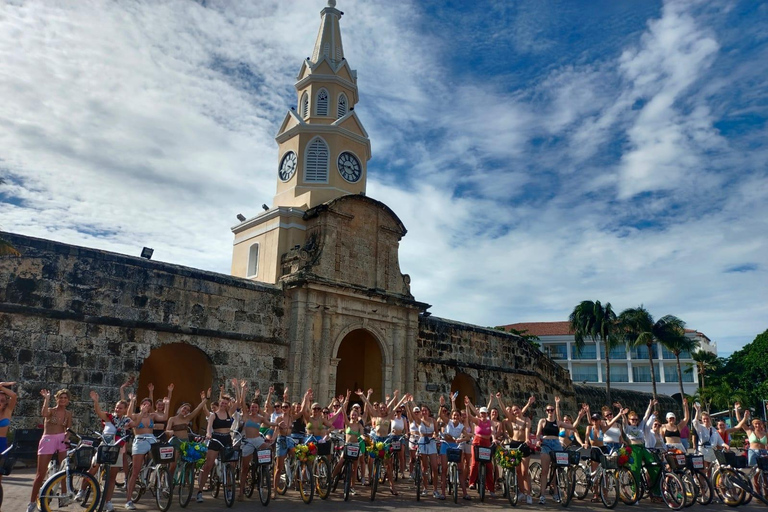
left=666, top=453, right=686, bottom=470
left=724, top=451, right=748, bottom=469
left=686, top=454, right=705, bottom=470
left=150, top=443, right=176, bottom=465
left=73, top=445, right=95, bottom=470
left=757, top=456, right=768, bottom=471
left=447, top=448, right=462, bottom=463
left=97, top=444, right=121, bottom=465
left=256, top=448, right=273, bottom=465
left=600, top=453, right=618, bottom=470
left=714, top=449, right=728, bottom=465
left=220, top=446, right=241, bottom=463
left=476, top=446, right=492, bottom=462
left=568, top=450, right=581, bottom=465
left=316, top=441, right=331, bottom=456
left=552, top=451, right=571, bottom=466
left=344, top=443, right=360, bottom=460
left=0, top=452, right=16, bottom=476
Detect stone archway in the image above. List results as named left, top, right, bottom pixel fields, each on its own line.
left=451, top=372, right=478, bottom=409
left=138, top=342, right=213, bottom=431
left=334, top=329, right=383, bottom=405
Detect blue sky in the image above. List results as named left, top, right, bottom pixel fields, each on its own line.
left=1, top=0, right=766, bottom=356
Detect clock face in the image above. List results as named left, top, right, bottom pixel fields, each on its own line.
left=337, top=152, right=362, bottom=183
left=278, top=151, right=297, bottom=182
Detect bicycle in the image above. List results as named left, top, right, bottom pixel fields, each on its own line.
left=633, top=448, right=686, bottom=510
left=562, top=450, right=634, bottom=509
left=126, top=433, right=175, bottom=509
left=442, top=436, right=464, bottom=504
left=310, top=437, right=333, bottom=500
left=474, top=443, right=493, bottom=502
left=367, top=433, right=396, bottom=501
left=38, top=430, right=101, bottom=512
left=0, top=443, right=17, bottom=509
left=76, top=429, right=130, bottom=512
left=340, top=441, right=361, bottom=501
left=169, top=432, right=206, bottom=508
left=248, top=443, right=274, bottom=506
left=275, top=435, right=314, bottom=503
left=685, top=453, right=713, bottom=505
left=712, top=449, right=768, bottom=507
left=207, top=433, right=240, bottom=508
left=665, top=451, right=699, bottom=508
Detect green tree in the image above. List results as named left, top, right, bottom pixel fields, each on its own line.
left=569, top=300, right=619, bottom=404
left=660, top=328, right=700, bottom=405
left=687, top=350, right=719, bottom=392
left=618, top=306, right=686, bottom=403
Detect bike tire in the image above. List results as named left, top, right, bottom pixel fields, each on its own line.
left=451, top=464, right=459, bottom=504
left=414, top=459, right=421, bottom=501
left=393, top=454, right=400, bottom=481
left=506, top=468, right=518, bottom=506
left=661, top=471, right=686, bottom=510
left=276, top=465, right=288, bottom=495
left=155, top=465, right=173, bottom=512
left=616, top=466, right=639, bottom=505
left=222, top=464, right=235, bottom=507
left=693, top=470, right=713, bottom=505
left=298, top=462, right=315, bottom=504
left=557, top=466, right=574, bottom=507
left=756, top=470, right=768, bottom=504
left=211, top=466, right=221, bottom=498
left=599, top=471, right=618, bottom=509
left=39, top=470, right=101, bottom=512
left=370, top=460, right=380, bottom=501
left=314, top=457, right=331, bottom=500
left=479, top=462, right=486, bottom=502
left=244, top=462, right=256, bottom=498
left=258, top=464, right=272, bottom=506
left=529, top=461, right=542, bottom=497
left=572, top=464, right=589, bottom=500
left=680, top=470, right=697, bottom=508
left=343, top=461, right=353, bottom=501
left=179, top=463, right=195, bottom=508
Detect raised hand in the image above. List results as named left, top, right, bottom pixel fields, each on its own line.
left=268, top=386, right=275, bottom=394
left=147, top=383, right=155, bottom=392
left=40, top=389, right=50, bottom=399
left=90, top=390, right=99, bottom=401
left=168, top=383, right=174, bottom=392
left=367, top=388, right=373, bottom=397
left=200, top=391, right=207, bottom=400
left=355, top=389, right=364, bottom=396
left=528, top=396, right=536, bottom=405
left=464, top=396, right=471, bottom=405
left=555, top=396, right=561, bottom=404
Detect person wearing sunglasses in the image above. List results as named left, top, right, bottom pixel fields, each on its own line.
left=464, top=396, right=496, bottom=498
left=535, top=397, right=575, bottom=504
left=391, top=405, right=408, bottom=479
left=661, top=398, right=689, bottom=452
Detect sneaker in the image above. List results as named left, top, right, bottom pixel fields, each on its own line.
left=105, top=502, right=115, bottom=512
left=125, top=501, right=136, bottom=510
left=463, top=494, right=472, bottom=500
left=196, top=492, right=204, bottom=503
left=438, top=493, right=446, bottom=500
left=349, top=488, right=356, bottom=495
left=526, top=494, right=533, bottom=505
left=518, top=492, right=526, bottom=501
left=75, top=490, right=86, bottom=501
left=421, top=489, right=430, bottom=496
left=433, top=490, right=440, bottom=498
left=26, top=503, right=39, bottom=512
left=539, top=495, right=546, bottom=504
left=58, top=497, right=73, bottom=507
left=489, top=492, right=496, bottom=498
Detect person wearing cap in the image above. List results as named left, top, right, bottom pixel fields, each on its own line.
left=661, top=398, right=689, bottom=452
left=464, top=396, right=496, bottom=497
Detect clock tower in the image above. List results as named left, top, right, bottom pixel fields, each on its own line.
left=231, top=0, right=372, bottom=284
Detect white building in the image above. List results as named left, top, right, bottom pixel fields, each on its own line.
left=503, top=322, right=717, bottom=399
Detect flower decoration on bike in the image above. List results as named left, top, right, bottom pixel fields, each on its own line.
left=364, top=438, right=391, bottom=459
left=617, top=445, right=634, bottom=467
left=494, top=447, right=522, bottom=469
left=295, top=443, right=317, bottom=463
left=180, top=440, right=207, bottom=469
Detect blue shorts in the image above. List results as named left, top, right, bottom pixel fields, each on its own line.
left=276, top=436, right=295, bottom=457
left=748, top=449, right=768, bottom=467
left=541, top=438, right=562, bottom=455
left=440, top=441, right=459, bottom=456
left=417, top=437, right=437, bottom=456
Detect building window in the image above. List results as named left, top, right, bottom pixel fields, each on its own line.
left=544, top=344, right=568, bottom=360
left=304, top=137, right=329, bottom=182
left=246, top=243, right=259, bottom=278
left=662, top=347, right=691, bottom=360
left=337, top=93, right=348, bottom=118
left=572, top=343, right=597, bottom=360
left=316, top=88, right=329, bottom=116
left=665, top=364, right=695, bottom=382
left=632, top=344, right=658, bottom=360
left=632, top=364, right=660, bottom=383
left=300, top=92, right=309, bottom=118
left=571, top=364, right=599, bottom=382
left=603, top=363, right=629, bottom=382
left=608, top=345, right=627, bottom=359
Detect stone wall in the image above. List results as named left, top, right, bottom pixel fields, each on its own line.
left=0, top=232, right=289, bottom=430
left=415, top=316, right=576, bottom=415
left=573, top=384, right=683, bottom=418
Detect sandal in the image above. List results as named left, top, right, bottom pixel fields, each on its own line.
left=389, top=488, right=399, bottom=496
left=591, top=496, right=602, bottom=503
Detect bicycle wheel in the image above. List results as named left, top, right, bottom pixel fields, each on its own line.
left=155, top=465, right=173, bottom=512
left=414, top=458, right=421, bottom=501
left=221, top=464, right=235, bottom=507
left=680, top=470, right=697, bottom=507
left=370, top=459, right=380, bottom=501
left=452, top=464, right=460, bottom=504
left=298, top=462, right=314, bottom=504
left=693, top=470, right=712, bottom=505
left=210, top=466, right=221, bottom=498
left=599, top=471, right=618, bottom=509
left=275, top=465, right=288, bottom=495
left=314, top=457, right=331, bottom=500
left=393, top=454, right=400, bottom=481
left=179, top=463, right=195, bottom=508
left=39, top=470, right=101, bottom=512
left=616, top=466, right=639, bottom=505
left=506, top=468, right=518, bottom=506
left=343, top=461, right=353, bottom=501
left=661, top=471, right=686, bottom=510
left=572, top=464, right=589, bottom=500
left=478, top=462, right=486, bottom=502
left=756, top=470, right=768, bottom=503
left=556, top=466, right=574, bottom=507
left=529, top=461, right=542, bottom=497
left=258, top=464, right=272, bottom=506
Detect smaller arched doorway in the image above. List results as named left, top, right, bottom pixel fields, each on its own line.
left=334, top=329, right=383, bottom=405
left=138, top=343, right=213, bottom=431
left=451, top=372, right=478, bottom=409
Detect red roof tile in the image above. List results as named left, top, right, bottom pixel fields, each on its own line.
left=501, top=321, right=573, bottom=336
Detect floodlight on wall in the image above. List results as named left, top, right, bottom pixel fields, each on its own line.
left=140, top=247, right=154, bottom=260
left=236, top=213, right=246, bottom=222
left=262, top=204, right=269, bottom=211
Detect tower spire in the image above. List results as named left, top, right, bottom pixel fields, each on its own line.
left=311, top=0, right=344, bottom=65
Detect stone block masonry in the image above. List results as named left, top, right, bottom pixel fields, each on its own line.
left=0, top=232, right=289, bottom=429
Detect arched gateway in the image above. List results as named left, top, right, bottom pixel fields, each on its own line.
left=334, top=329, right=383, bottom=404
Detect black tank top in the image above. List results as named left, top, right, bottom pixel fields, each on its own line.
left=212, top=412, right=233, bottom=430
left=542, top=420, right=559, bottom=436
left=292, top=417, right=306, bottom=434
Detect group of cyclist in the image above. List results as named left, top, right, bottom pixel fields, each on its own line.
left=1, top=377, right=766, bottom=511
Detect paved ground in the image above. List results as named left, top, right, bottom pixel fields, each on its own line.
left=2, top=465, right=763, bottom=512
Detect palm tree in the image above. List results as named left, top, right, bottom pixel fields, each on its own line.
left=618, top=306, right=686, bottom=403
left=689, top=350, right=719, bottom=391
left=660, top=329, right=700, bottom=405
left=569, top=300, right=619, bottom=404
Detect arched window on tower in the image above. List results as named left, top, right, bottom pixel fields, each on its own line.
left=246, top=243, right=259, bottom=278
left=316, top=88, right=329, bottom=116
left=300, top=92, right=309, bottom=119
left=304, top=137, right=329, bottom=183
left=337, top=93, right=348, bottom=119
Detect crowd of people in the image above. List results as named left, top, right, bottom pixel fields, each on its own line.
left=0, top=378, right=766, bottom=511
